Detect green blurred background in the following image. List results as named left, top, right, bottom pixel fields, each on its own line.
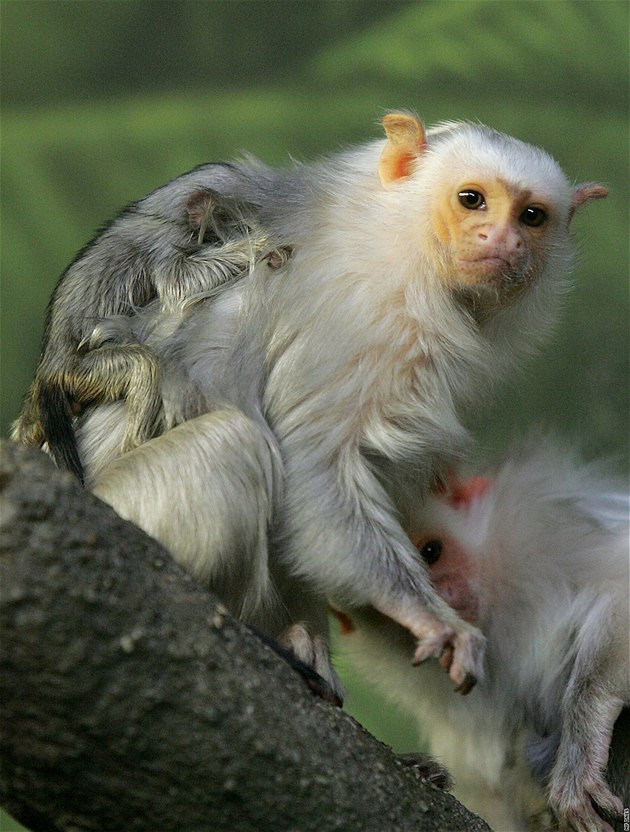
left=1, top=2, right=628, bottom=829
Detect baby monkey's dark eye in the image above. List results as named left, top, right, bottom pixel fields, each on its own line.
left=520, top=206, right=548, bottom=227
left=458, top=190, right=486, bottom=210
left=419, top=539, right=443, bottom=565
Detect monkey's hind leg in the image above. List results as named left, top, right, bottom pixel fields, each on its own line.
left=91, top=408, right=283, bottom=620
left=14, top=344, right=164, bottom=482
left=76, top=343, right=165, bottom=454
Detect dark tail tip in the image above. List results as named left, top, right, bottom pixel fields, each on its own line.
left=38, top=384, right=85, bottom=484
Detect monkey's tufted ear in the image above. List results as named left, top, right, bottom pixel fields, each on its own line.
left=378, top=113, right=427, bottom=186
left=568, top=182, right=608, bottom=223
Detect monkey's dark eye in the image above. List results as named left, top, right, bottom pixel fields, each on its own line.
left=520, top=206, right=548, bottom=227
left=418, top=539, right=443, bottom=565
left=458, top=190, right=485, bottom=210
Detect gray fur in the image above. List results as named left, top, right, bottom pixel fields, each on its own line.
left=11, top=163, right=283, bottom=475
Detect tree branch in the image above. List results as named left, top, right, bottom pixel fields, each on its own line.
left=0, top=441, right=491, bottom=832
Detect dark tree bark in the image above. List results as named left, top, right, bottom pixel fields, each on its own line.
left=0, top=441, right=491, bottom=832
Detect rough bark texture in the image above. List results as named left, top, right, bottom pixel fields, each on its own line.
left=0, top=441, right=491, bottom=832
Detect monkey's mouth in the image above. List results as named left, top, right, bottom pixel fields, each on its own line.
left=460, top=255, right=513, bottom=270
left=458, top=255, right=524, bottom=287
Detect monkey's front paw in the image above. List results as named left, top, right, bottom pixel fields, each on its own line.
left=550, top=774, right=623, bottom=832
left=413, top=625, right=484, bottom=694
left=375, top=602, right=484, bottom=693
left=556, top=805, right=617, bottom=832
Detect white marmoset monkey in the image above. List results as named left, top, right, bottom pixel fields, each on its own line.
left=21, top=112, right=607, bottom=702
left=336, top=436, right=629, bottom=832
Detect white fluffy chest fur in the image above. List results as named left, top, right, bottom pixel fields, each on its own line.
left=251, top=245, right=494, bottom=469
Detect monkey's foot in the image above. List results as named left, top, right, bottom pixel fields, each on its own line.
left=550, top=774, right=623, bottom=832
left=10, top=413, right=45, bottom=447
left=397, top=752, right=453, bottom=790
left=279, top=623, right=345, bottom=706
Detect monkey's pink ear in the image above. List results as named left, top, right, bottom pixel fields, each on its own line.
left=448, top=476, right=492, bottom=510
left=378, top=113, right=426, bottom=186
left=569, top=182, right=608, bottom=223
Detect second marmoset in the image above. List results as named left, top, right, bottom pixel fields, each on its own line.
left=338, top=437, right=629, bottom=832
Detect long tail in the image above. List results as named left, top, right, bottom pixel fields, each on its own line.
left=39, top=382, right=85, bottom=484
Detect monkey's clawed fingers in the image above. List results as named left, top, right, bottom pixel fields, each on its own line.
left=558, top=809, right=616, bottom=832
left=590, top=785, right=625, bottom=820
left=552, top=778, right=624, bottom=832
left=396, top=752, right=453, bottom=791
left=412, top=626, right=484, bottom=694
left=453, top=672, right=477, bottom=696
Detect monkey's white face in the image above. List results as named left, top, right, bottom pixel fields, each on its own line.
left=377, top=115, right=603, bottom=305
left=429, top=175, right=558, bottom=293
left=410, top=530, right=481, bottom=625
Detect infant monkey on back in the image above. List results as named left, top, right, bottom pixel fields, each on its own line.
left=13, top=172, right=291, bottom=480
